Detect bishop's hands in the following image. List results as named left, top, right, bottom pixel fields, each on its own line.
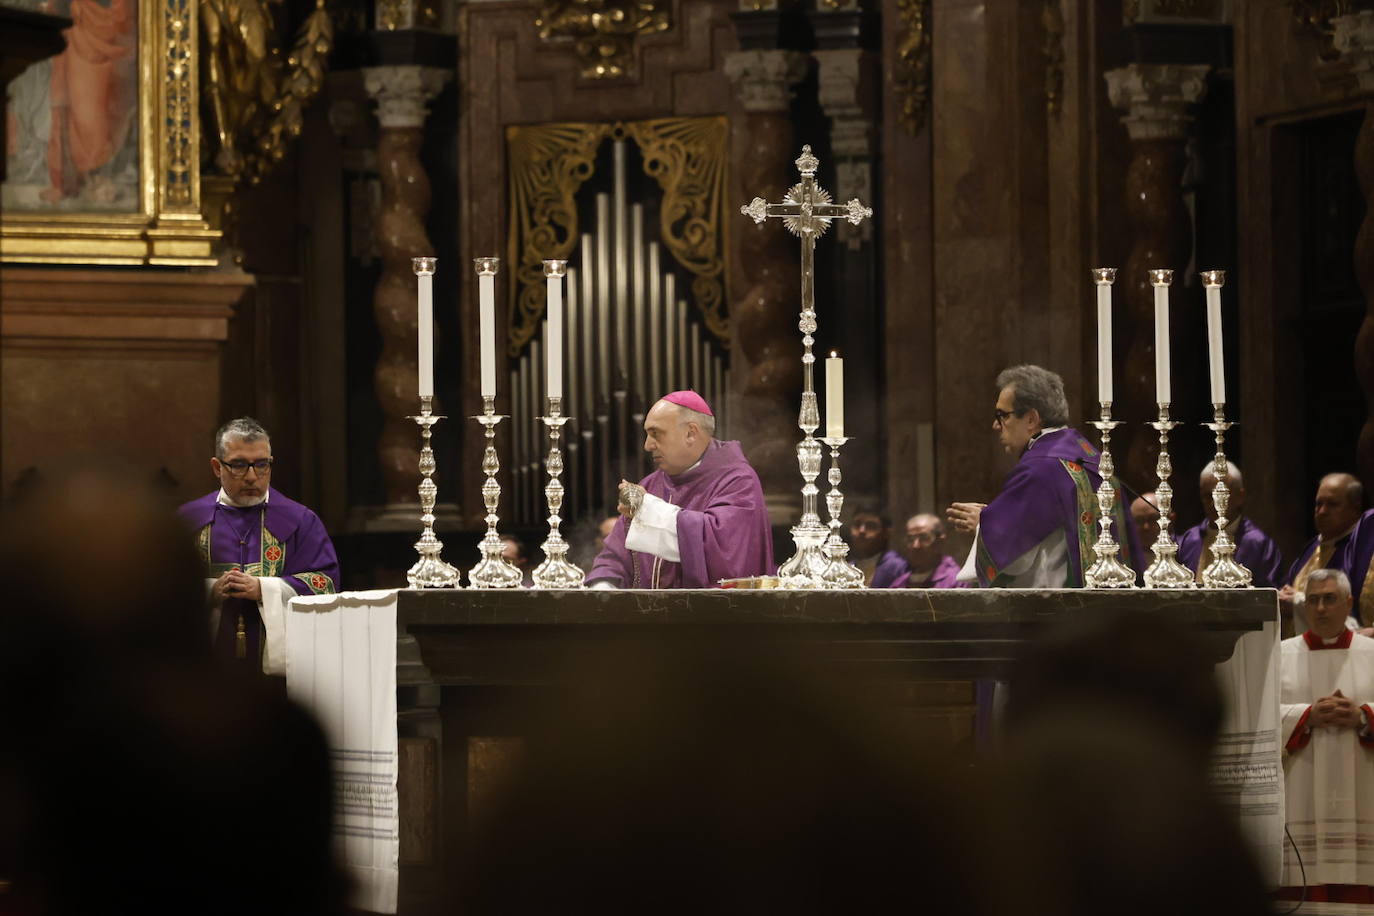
left=1312, top=689, right=1365, bottom=730
left=946, top=502, right=987, bottom=534
left=618, top=480, right=646, bottom=520
left=211, top=568, right=263, bottom=603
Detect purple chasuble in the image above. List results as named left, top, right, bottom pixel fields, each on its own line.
left=586, top=439, right=774, bottom=588
left=1175, top=516, right=1285, bottom=588
left=869, top=549, right=911, bottom=589
left=975, top=428, right=1145, bottom=588
left=1340, top=510, right=1374, bottom=620
left=178, top=489, right=340, bottom=661
left=892, top=554, right=966, bottom=589
left=1284, top=529, right=1355, bottom=588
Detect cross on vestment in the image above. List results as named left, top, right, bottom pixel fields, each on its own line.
left=740, top=145, right=873, bottom=585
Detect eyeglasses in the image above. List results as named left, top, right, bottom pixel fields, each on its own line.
left=1307, top=591, right=1348, bottom=607
left=993, top=408, right=1026, bottom=427
left=907, top=532, right=938, bottom=545
left=220, top=458, right=274, bottom=477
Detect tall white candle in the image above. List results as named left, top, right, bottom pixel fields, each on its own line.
left=544, top=260, right=566, bottom=401
left=1150, top=269, right=1173, bottom=404
left=825, top=351, right=844, bottom=439
left=475, top=258, right=499, bottom=398
left=1092, top=268, right=1116, bottom=404
left=1202, top=270, right=1226, bottom=405
left=413, top=258, right=436, bottom=398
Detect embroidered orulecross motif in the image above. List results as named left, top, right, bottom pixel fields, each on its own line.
left=261, top=526, right=285, bottom=577
left=1062, top=458, right=1101, bottom=588
left=196, top=525, right=213, bottom=568
left=294, top=572, right=336, bottom=595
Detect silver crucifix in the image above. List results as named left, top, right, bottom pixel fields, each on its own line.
left=741, top=145, right=873, bottom=588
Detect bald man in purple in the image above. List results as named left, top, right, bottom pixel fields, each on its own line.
left=587, top=391, right=774, bottom=589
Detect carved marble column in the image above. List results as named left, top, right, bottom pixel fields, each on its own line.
left=725, top=48, right=810, bottom=524
left=1104, top=63, right=1209, bottom=490
left=1334, top=13, right=1374, bottom=487
left=362, top=65, right=450, bottom=521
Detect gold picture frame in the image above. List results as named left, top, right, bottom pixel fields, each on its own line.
left=1, top=0, right=218, bottom=265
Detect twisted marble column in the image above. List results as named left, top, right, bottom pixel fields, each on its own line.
left=725, top=49, right=810, bottom=523
left=362, top=65, right=450, bottom=516
left=1105, top=64, right=1209, bottom=489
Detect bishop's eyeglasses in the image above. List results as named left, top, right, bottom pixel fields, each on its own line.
left=221, top=458, right=274, bottom=476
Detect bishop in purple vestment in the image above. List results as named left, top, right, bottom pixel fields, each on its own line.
left=891, top=513, right=965, bottom=588
left=178, top=418, right=340, bottom=670
left=587, top=392, right=773, bottom=589
left=1176, top=461, right=1284, bottom=588
left=948, top=365, right=1143, bottom=588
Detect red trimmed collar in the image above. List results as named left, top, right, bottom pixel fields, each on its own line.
left=1304, top=629, right=1354, bottom=651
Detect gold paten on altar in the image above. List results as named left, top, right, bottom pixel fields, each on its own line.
left=535, top=0, right=670, bottom=80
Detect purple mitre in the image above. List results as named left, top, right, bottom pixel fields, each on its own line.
left=586, top=439, right=774, bottom=588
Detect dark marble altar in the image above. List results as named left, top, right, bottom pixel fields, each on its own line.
left=392, top=586, right=1276, bottom=915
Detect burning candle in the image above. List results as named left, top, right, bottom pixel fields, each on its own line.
left=1201, top=270, right=1226, bottom=406
left=545, top=260, right=566, bottom=401
left=413, top=258, right=436, bottom=398
left=475, top=257, right=499, bottom=398
left=1150, top=269, right=1173, bottom=405
left=1092, top=268, right=1117, bottom=404
left=825, top=351, right=844, bottom=439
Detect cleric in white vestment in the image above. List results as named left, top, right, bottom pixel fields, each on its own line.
left=1279, top=567, right=1374, bottom=906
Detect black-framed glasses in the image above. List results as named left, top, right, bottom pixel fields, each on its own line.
left=993, top=408, right=1026, bottom=427
left=221, top=458, right=274, bottom=477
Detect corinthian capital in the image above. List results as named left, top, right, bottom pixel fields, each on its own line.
left=362, top=65, right=451, bottom=129
left=724, top=50, right=811, bottom=113
left=1104, top=64, right=1210, bottom=142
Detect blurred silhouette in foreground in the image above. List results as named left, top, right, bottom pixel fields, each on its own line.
left=0, top=463, right=344, bottom=916
left=1002, top=612, right=1273, bottom=916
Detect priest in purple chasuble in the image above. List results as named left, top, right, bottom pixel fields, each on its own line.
left=178, top=418, right=340, bottom=674
left=586, top=391, right=774, bottom=589
left=1280, top=473, right=1364, bottom=633
left=1175, top=460, right=1284, bottom=588
left=1276, top=569, right=1374, bottom=905
left=947, top=365, right=1144, bottom=588
left=891, top=513, right=965, bottom=588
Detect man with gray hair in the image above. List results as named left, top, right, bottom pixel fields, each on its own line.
left=1277, top=567, right=1374, bottom=902
left=177, top=417, right=339, bottom=674
left=946, top=364, right=1143, bottom=587
left=1176, top=460, right=1283, bottom=587
left=587, top=391, right=773, bottom=588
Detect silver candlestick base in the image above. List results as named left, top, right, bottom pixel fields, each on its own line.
left=818, top=436, right=864, bottom=589
left=468, top=395, right=524, bottom=589
left=777, top=393, right=830, bottom=588
left=1143, top=402, right=1195, bottom=589
left=1084, top=402, right=1136, bottom=589
left=1202, top=404, right=1253, bottom=588
left=407, top=395, right=462, bottom=588
left=532, top=396, right=585, bottom=589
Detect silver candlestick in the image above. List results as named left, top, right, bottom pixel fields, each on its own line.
left=1084, top=402, right=1136, bottom=588
left=1143, top=402, right=1195, bottom=588
left=742, top=145, right=872, bottom=588
left=531, top=395, right=585, bottom=588
left=468, top=394, right=524, bottom=589
left=407, top=394, right=462, bottom=588
left=818, top=436, right=864, bottom=589
left=1202, top=403, right=1252, bottom=588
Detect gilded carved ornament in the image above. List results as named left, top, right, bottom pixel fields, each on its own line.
left=535, top=0, right=671, bottom=80
left=892, top=0, right=931, bottom=135
left=505, top=117, right=729, bottom=356
left=200, top=0, right=334, bottom=185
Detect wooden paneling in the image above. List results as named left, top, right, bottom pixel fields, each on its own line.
left=1, top=268, right=252, bottom=506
